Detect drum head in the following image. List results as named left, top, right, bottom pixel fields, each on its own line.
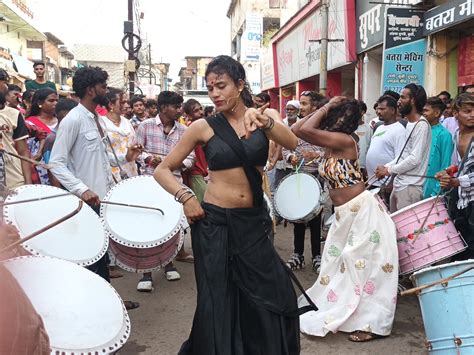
left=3, top=185, right=108, bottom=266
left=3, top=256, right=130, bottom=354
left=274, top=173, right=321, bottom=221
left=101, top=176, right=185, bottom=248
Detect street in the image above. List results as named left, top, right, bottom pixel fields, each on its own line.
left=114, top=224, right=427, bottom=355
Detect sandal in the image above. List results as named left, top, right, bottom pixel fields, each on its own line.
left=348, top=331, right=387, bottom=342
left=123, top=300, right=140, bottom=310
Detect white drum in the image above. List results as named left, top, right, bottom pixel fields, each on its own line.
left=3, top=256, right=130, bottom=354
left=3, top=185, right=108, bottom=266
left=100, top=176, right=185, bottom=272
left=274, top=172, right=322, bottom=223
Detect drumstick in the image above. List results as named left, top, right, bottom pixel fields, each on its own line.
left=1, top=149, right=56, bottom=169
left=100, top=200, right=165, bottom=215
left=401, top=266, right=474, bottom=296
left=0, top=200, right=83, bottom=254
left=0, top=193, right=71, bottom=206
left=411, top=192, right=442, bottom=243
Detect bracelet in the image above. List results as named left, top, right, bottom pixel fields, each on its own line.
left=179, top=190, right=196, bottom=204
left=181, top=194, right=196, bottom=205
left=174, top=186, right=193, bottom=202
left=263, top=117, right=275, bottom=131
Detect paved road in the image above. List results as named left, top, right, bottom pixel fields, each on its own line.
left=113, top=224, right=427, bottom=355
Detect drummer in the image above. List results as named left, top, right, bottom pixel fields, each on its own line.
left=128, top=91, right=195, bottom=292
left=49, top=67, right=140, bottom=310
left=281, top=99, right=325, bottom=273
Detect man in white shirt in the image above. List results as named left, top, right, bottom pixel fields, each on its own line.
left=376, top=84, right=431, bottom=212
left=366, top=95, right=405, bottom=186
left=355, top=101, right=372, bottom=174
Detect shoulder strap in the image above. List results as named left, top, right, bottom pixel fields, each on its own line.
left=206, top=114, right=264, bottom=207
left=394, top=118, right=428, bottom=164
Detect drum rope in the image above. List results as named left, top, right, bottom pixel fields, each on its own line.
left=294, top=158, right=305, bottom=197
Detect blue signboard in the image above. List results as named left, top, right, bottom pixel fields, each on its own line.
left=381, top=7, right=426, bottom=94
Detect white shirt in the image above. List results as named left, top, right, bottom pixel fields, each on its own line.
left=355, top=122, right=373, bottom=168
left=50, top=104, right=114, bottom=199
left=386, top=118, right=432, bottom=191
left=366, top=121, right=406, bottom=186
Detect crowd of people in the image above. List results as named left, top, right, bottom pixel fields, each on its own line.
left=0, top=55, right=473, bottom=354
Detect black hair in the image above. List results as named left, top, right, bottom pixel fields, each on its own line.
left=28, top=88, right=57, bottom=117
left=256, top=92, right=270, bottom=103
left=33, top=62, right=45, bottom=68
left=157, top=91, right=183, bottom=112
left=0, top=68, right=9, bottom=82
left=22, top=89, right=35, bottom=103
left=104, top=87, right=123, bottom=110
left=204, top=106, right=214, bottom=116
left=382, top=90, right=400, bottom=102
left=358, top=101, right=367, bottom=114
left=145, top=99, right=157, bottom=109
left=452, top=92, right=474, bottom=112
left=300, top=91, right=325, bottom=105
left=72, top=66, right=108, bottom=99
left=130, top=95, right=145, bottom=107
left=438, top=91, right=451, bottom=99
left=404, top=83, right=427, bottom=113
left=7, top=84, right=21, bottom=92
left=425, top=96, right=446, bottom=114
left=205, top=55, right=253, bottom=107
left=183, top=99, right=201, bottom=115
left=377, top=95, right=397, bottom=110
left=55, top=98, right=78, bottom=115
left=320, top=99, right=361, bottom=134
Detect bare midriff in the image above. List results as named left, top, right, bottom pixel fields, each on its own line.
left=328, top=182, right=366, bottom=207
left=204, top=167, right=264, bottom=208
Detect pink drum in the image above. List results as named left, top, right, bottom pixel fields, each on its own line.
left=100, top=176, right=186, bottom=273
left=390, top=196, right=467, bottom=275
left=109, top=231, right=184, bottom=273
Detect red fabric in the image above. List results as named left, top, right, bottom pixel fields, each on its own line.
left=190, top=144, right=208, bottom=177
left=95, top=106, right=108, bottom=116
left=25, top=117, right=53, bottom=185
left=26, top=117, right=53, bottom=134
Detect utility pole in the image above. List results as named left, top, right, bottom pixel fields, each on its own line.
left=148, top=43, right=152, bottom=85
left=128, top=0, right=135, bottom=96
left=319, top=0, right=329, bottom=96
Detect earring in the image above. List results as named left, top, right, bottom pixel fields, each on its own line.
left=38, top=105, right=42, bottom=108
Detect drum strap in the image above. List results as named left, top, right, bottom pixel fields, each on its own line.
left=205, top=113, right=263, bottom=207
left=93, top=117, right=126, bottom=183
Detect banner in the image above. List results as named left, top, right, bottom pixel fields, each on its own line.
left=381, top=7, right=425, bottom=94
left=423, top=0, right=474, bottom=36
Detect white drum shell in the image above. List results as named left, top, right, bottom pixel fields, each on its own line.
left=3, top=185, right=108, bottom=266
left=274, top=172, right=322, bottom=223
left=3, top=256, right=131, bottom=354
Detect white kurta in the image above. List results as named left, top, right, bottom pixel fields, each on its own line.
left=299, top=190, right=398, bottom=336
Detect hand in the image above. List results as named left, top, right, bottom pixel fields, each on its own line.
left=435, top=171, right=460, bottom=189
left=266, top=160, right=276, bottom=171
left=183, top=197, right=205, bottom=224
left=290, top=155, right=299, bottom=167
left=375, top=166, right=390, bottom=179
left=35, top=130, right=48, bottom=141
left=127, top=144, right=143, bottom=162
left=301, top=150, right=319, bottom=161
left=149, top=155, right=162, bottom=168
left=244, top=103, right=270, bottom=139
left=326, top=96, right=346, bottom=110
left=0, top=224, right=20, bottom=249
left=81, top=189, right=100, bottom=206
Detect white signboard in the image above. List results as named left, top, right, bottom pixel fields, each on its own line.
left=276, top=0, right=349, bottom=86
left=241, top=13, right=263, bottom=62
left=261, top=45, right=275, bottom=90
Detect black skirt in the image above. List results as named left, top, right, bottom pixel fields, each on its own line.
left=179, top=202, right=301, bottom=355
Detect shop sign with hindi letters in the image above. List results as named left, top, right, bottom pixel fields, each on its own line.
left=423, top=0, right=474, bottom=36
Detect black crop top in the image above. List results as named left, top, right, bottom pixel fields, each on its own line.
left=203, top=117, right=269, bottom=171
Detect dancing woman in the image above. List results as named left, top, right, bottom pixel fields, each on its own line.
left=292, top=97, right=398, bottom=342
left=154, top=55, right=310, bottom=355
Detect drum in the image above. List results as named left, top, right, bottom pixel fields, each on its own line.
left=274, top=172, right=322, bottom=223
left=390, top=196, right=467, bottom=275
left=411, top=260, right=474, bottom=354
left=3, top=185, right=108, bottom=266
left=3, top=256, right=130, bottom=354
left=101, top=176, right=186, bottom=273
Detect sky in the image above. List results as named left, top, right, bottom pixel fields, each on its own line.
left=30, top=0, right=231, bottom=80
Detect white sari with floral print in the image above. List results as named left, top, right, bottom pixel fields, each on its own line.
left=299, top=190, right=398, bottom=336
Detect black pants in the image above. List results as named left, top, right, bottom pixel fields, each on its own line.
left=293, top=212, right=322, bottom=258
left=452, top=202, right=474, bottom=261
left=88, top=204, right=110, bottom=282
